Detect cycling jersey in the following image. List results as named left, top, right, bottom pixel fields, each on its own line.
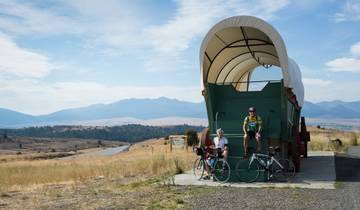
left=244, top=115, right=262, bottom=132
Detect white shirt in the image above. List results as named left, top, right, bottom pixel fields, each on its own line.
left=213, top=136, right=228, bottom=150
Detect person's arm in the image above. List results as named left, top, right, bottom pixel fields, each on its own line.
left=213, top=137, right=218, bottom=149
left=257, top=116, right=262, bottom=133
left=243, top=117, right=248, bottom=133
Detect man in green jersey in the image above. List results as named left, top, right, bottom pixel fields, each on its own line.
left=243, top=107, right=262, bottom=157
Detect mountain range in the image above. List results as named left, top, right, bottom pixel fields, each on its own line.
left=0, top=97, right=359, bottom=128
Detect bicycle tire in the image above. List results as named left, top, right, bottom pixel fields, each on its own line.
left=193, top=157, right=205, bottom=180
left=213, top=159, right=231, bottom=183
left=271, top=158, right=295, bottom=182
left=235, top=157, right=260, bottom=183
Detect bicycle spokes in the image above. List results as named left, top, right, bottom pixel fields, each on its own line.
left=270, top=158, right=295, bottom=182
left=235, top=157, right=260, bottom=183
left=213, top=159, right=230, bottom=183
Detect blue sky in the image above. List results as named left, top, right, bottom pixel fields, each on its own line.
left=0, top=0, right=360, bottom=115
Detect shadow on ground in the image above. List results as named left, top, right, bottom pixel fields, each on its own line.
left=335, top=153, right=360, bottom=181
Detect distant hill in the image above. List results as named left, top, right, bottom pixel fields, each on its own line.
left=37, top=97, right=206, bottom=122
left=0, top=97, right=359, bottom=127
left=302, top=101, right=360, bottom=118
left=0, top=97, right=207, bottom=127
left=0, top=108, right=34, bottom=126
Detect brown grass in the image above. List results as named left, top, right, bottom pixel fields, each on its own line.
left=0, top=138, right=195, bottom=193
left=307, top=127, right=360, bottom=152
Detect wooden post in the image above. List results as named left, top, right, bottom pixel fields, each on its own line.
left=170, top=138, right=173, bottom=152
left=185, top=136, right=188, bottom=152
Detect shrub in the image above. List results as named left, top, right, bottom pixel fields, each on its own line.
left=185, top=129, right=199, bottom=146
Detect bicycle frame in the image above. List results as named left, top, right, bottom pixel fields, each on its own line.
left=249, top=153, right=267, bottom=168
left=249, top=153, right=284, bottom=170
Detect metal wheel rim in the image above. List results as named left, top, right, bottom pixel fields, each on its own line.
left=235, top=157, right=261, bottom=183
left=193, top=157, right=205, bottom=180
left=213, top=159, right=231, bottom=183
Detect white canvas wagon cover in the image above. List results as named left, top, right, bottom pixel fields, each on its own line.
left=200, top=16, right=304, bottom=107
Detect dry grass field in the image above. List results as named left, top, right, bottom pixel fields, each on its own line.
left=0, top=138, right=195, bottom=193
left=307, top=126, right=359, bottom=152
left=0, top=138, right=198, bottom=209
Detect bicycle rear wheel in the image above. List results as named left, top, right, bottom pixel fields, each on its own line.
left=193, top=157, right=205, bottom=180
left=271, top=158, right=295, bottom=182
left=213, top=159, right=230, bottom=183
left=235, top=157, right=260, bottom=183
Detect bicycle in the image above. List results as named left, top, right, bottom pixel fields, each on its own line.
left=193, top=147, right=231, bottom=183
left=235, top=146, right=295, bottom=182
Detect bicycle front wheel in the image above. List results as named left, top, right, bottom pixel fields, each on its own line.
left=193, top=157, right=205, bottom=180
left=271, top=158, right=295, bottom=182
left=235, top=157, right=260, bottom=183
left=213, top=159, right=231, bottom=183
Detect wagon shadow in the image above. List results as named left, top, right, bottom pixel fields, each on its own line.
left=292, top=154, right=336, bottom=183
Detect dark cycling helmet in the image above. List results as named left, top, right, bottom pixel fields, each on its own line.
left=248, top=107, right=256, bottom=112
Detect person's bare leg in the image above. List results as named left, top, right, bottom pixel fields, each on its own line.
left=204, top=161, right=210, bottom=175
left=223, top=149, right=228, bottom=161
left=243, top=134, right=249, bottom=155
left=256, top=134, right=261, bottom=152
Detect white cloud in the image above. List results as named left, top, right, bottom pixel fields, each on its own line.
left=350, top=41, right=360, bottom=56
left=303, top=78, right=333, bottom=86
left=334, top=0, right=360, bottom=22
left=325, top=41, right=360, bottom=73
left=0, top=33, right=53, bottom=78
left=326, top=57, right=360, bottom=73
left=143, top=0, right=289, bottom=73
left=302, top=78, right=360, bottom=102
left=0, top=0, right=146, bottom=49
left=0, top=80, right=203, bottom=115
left=146, top=0, right=289, bottom=54
left=0, top=0, right=80, bottom=35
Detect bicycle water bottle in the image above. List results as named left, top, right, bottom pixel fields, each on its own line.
left=266, top=159, right=271, bottom=169
left=259, top=158, right=265, bottom=166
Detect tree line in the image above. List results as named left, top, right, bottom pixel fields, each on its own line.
left=0, top=124, right=205, bottom=143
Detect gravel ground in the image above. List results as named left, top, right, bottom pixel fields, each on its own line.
left=1, top=180, right=359, bottom=209
left=187, top=182, right=360, bottom=210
